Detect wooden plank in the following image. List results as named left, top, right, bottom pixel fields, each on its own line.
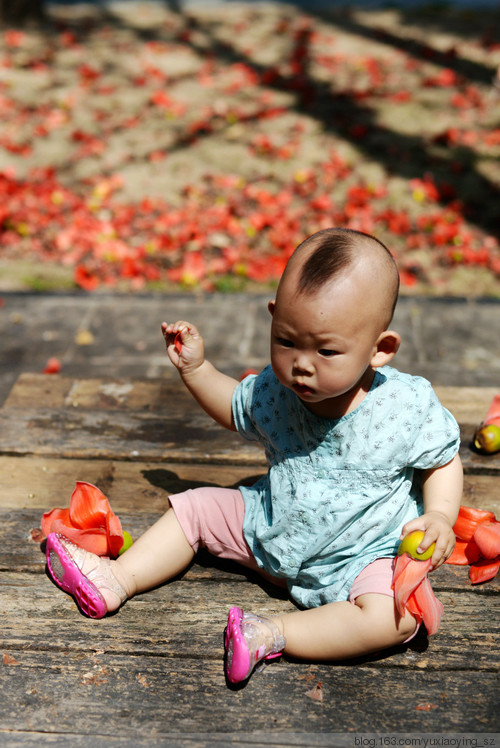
left=462, top=472, right=500, bottom=512
left=1, top=376, right=499, bottom=470
left=0, top=407, right=266, bottom=464
left=2, top=374, right=189, bottom=411
left=0, top=734, right=367, bottom=748
left=0, top=375, right=265, bottom=464
left=0, top=736, right=288, bottom=748
left=0, top=647, right=497, bottom=734
left=4, top=503, right=500, bottom=608
left=1, top=455, right=499, bottom=575
left=0, top=376, right=498, bottom=739
left=0, top=572, right=293, bottom=658
left=0, top=456, right=265, bottom=512
left=4, top=375, right=497, bottom=422
left=434, top=385, right=498, bottom=425
left=0, top=508, right=259, bottom=583
left=1, top=455, right=497, bottom=513
left=1, top=404, right=496, bottom=470
left=0, top=732, right=347, bottom=748
left=1, top=571, right=497, bottom=669
left=3, top=505, right=500, bottom=597
left=0, top=412, right=497, bottom=471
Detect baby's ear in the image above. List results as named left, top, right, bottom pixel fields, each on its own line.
left=371, top=330, right=401, bottom=368
left=268, top=300, right=276, bottom=316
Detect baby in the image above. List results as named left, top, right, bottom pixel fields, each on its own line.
left=45, top=227, right=463, bottom=684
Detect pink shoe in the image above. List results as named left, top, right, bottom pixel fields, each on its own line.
left=46, top=533, right=126, bottom=619
left=225, top=606, right=286, bottom=684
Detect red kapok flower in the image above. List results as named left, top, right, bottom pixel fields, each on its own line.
left=41, top=481, right=124, bottom=557
left=446, top=505, right=500, bottom=584
left=392, top=554, right=443, bottom=636
left=75, top=265, right=100, bottom=291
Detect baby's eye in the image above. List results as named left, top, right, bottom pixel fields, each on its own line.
left=319, top=348, right=337, bottom=357
left=276, top=337, right=294, bottom=348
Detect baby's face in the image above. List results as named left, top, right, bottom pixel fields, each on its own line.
left=269, top=270, right=384, bottom=419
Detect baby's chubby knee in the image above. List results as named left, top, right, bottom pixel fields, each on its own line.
left=394, top=610, right=419, bottom=644
left=354, top=592, right=418, bottom=647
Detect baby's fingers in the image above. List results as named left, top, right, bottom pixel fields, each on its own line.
left=162, top=321, right=195, bottom=348
left=430, top=535, right=456, bottom=570
left=399, top=517, right=424, bottom=540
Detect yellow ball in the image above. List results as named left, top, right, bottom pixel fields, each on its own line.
left=118, top=530, right=133, bottom=556
left=397, top=530, right=435, bottom=561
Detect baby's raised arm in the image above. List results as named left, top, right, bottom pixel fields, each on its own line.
left=162, top=321, right=238, bottom=431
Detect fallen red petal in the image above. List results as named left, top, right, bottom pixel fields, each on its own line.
left=446, top=539, right=482, bottom=565
left=43, top=357, right=62, bottom=374
left=452, top=505, right=496, bottom=541
left=29, top=528, right=46, bottom=543
left=41, top=481, right=124, bottom=557
left=469, top=559, right=500, bottom=584
left=412, top=575, right=443, bottom=636
left=483, top=394, right=500, bottom=427
left=473, top=521, right=500, bottom=559
left=306, top=683, right=324, bottom=702
left=392, top=554, right=442, bottom=634
left=416, top=703, right=438, bottom=711
left=3, top=653, right=19, bottom=666
left=239, top=368, right=259, bottom=380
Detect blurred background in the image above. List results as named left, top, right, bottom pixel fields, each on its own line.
left=0, top=0, right=499, bottom=296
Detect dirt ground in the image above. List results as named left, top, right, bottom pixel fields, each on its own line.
left=0, top=1, right=499, bottom=295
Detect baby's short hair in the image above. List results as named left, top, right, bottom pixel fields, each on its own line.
left=295, top=228, right=400, bottom=326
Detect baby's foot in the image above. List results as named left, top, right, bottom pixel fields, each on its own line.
left=225, top=607, right=286, bottom=683
left=46, top=533, right=130, bottom=619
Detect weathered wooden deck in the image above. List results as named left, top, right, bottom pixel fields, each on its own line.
left=1, top=373, right=499, bottom=744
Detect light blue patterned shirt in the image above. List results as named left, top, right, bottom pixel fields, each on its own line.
left=232, top=364, right=460, bottom=608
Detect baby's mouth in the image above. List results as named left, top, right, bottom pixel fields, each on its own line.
left=293, top=382, right=314, bottom=396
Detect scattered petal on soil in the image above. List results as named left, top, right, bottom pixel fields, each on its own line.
left=416, top=702, right=439, bottom=711
left=3, top=653, right=20, bottom=666
left=136, top=673, right=151, bottom=688
left=29, top=527, right=45, bottom=543
left=0, top=5, right=499, bottom=295
left=43, top=357, right=62, bottom=374
left=306, top=682, right=324, bottom=702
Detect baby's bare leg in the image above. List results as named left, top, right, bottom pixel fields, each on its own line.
left=274, top=593, right=417, bottom=661
left=46, top=505, right=195, bottom=616
left=112, top=506, right=195, bottom=599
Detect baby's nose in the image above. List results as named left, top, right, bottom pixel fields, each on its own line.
left=293, top=352, right=314, bottom=373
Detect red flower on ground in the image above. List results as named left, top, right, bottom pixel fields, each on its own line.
left=41, top=481, right=124, bottom=557
left=43, top=357, right=62, bottom=374
left=446, top=505, right=500, bottom=583
left=75, top=265, right=100, bottom=291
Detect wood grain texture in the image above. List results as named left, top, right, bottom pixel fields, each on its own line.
left=1, top=571, right=498, bottom=669
left=1, top=375, right=498, bottom=472
left=1, top=647, right=498, bottom=734
left=0, top=375, right=498, bottom=740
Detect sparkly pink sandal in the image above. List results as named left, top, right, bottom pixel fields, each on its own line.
left=225, top=606, right=286, bottom=684
left=46, top=532, right=127, bottom=619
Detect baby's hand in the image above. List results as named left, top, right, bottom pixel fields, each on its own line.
left=161, top=321, right=204, bottom=374
left=400, top=511, right=456, bottom=570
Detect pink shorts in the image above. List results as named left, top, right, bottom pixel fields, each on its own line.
left=169, top=486, right=419, bottom=635
left=348, top=556, right=398, bottom=602
left=169, top=486, right=271, bottom=577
